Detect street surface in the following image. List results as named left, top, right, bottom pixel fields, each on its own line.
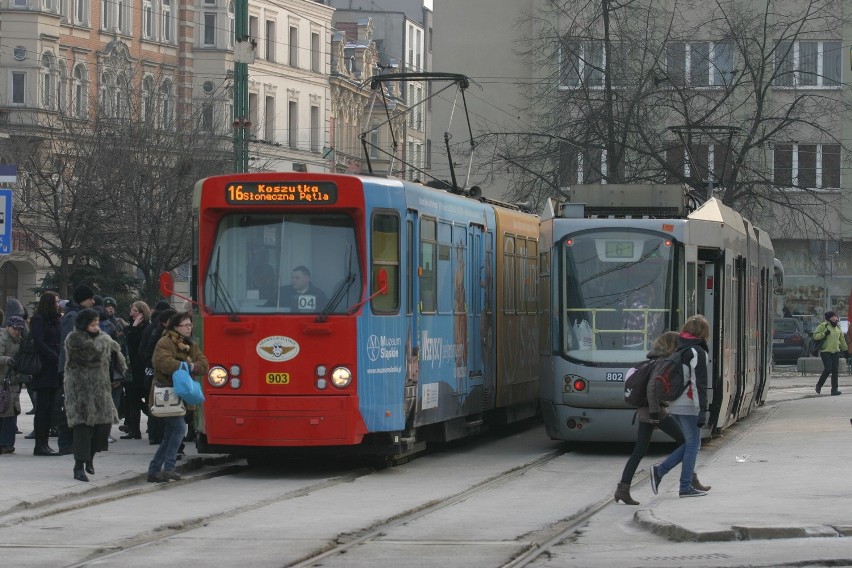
left=1, top=366, right=850, bottom=567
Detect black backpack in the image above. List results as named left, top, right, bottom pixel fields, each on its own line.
left=623, top=359, right=657, bottom=407
left=653, top=347, right=692, bottom=402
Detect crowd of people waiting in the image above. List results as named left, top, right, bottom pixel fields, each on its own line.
left=0, top=284, right=205, bottom=484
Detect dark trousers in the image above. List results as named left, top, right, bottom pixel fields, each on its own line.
left=123, top=384, right=147, bottom=436
left=72, top=423, right=111, bottom=463
left=33, top=386, right=60, bottom=446
left=817, top=351, right=841, bottom=393
left=620, top=415, right=685, bottom=485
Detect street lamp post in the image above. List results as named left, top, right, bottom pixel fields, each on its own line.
left=232, top=0, right=253, bottom=173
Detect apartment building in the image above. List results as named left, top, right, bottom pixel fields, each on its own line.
left=431, top=0, right=852, bottom=318
left=325, top=0, right=430, bottom=181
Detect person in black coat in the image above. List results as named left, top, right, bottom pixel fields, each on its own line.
left=121, top=300, right=151, bottom=439
left=28, top=291, right=63, bottom=456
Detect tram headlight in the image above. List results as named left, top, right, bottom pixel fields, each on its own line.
left=330, top=366, right=352, bottom=388
left=208, top=366, right=228, bottom=388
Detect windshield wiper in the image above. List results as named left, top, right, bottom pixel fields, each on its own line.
left=318, top=245, right=356, bottom=322
left=208, top=247, right=239, bottom=320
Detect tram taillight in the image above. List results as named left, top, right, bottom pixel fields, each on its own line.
left=572, top=378, right=587, bottom=392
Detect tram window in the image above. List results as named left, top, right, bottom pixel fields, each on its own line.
left=526, top=240, right=538, bottom=314
left=453, top=225, right=467, bottom=315
left=504, top=236, right=515, bottom=313
left=420, top=218, right=437, bottom=313
left=516, top=237, right=525, bottom=312
left=371, top=212, right=400, bottom=314
left=438, top=222, right=452, bottom=314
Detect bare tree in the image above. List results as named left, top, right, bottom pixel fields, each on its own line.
left=480, top=0, right=846, bottom=230
left=9, top=75, right=233, bottom=299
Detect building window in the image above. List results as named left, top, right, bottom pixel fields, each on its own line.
left=72, top=64, right=87, bottom=117
left=116, top=72, right=130, bottom=120
left=117, top=0, right=130, bottom=33
left=41, top=54, right=56, bottom=110
left=142, top=75, right=154, bottom=123
left=310, top=105, right=319, bottom=152
left=75, top=0, right=87, bottom=25
left=204, top=13, right=216, bottom=46
left=57, top=61, right=67, bottom=114
left=101, top=0, right=111, bottom=29
left=666, top=41, right=734, bottom=87
left=249, top=16, right=258, bottom=46
left=264, top=96, right=275, bottom=142
left=11, top=72, right=26, bottom=105
left=143, top=0, right=153, bottom=38
left=289, top=26, right=298, bottom=67
left=311, top=32, right=320, bottom=72
left=288, top=101, right=297, bottom=148
left=201, top=103, right=214, bottom=131
left=13, top=0, right=27, bottom=7
left=248, top=92, right=258, bottom=137
left=228, top=1, right=234, bottom=48
left=160, top=79, right=173, bottom=128
left=265, top=20, right=276, bottom=61
left=775, top=41, right=841, bottom=87
left=774, top=143, right=841, bottom=189
left=162, top=0, right=173, bottom=42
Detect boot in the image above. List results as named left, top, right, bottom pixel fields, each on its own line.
left=33, top=444, right=58, bottom=456
left=73, top=461, right=89, bottom=482
left=614, top=482, right=639, bottom=505
left=85, top=456, right=95, bottom=475
left=692, top=473, right=711, bottom=492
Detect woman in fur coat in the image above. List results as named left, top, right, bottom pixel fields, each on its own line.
left=64, top=309, right=127, bottom=482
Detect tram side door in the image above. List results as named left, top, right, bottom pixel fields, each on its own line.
left=696, top=252, right=720, bottom=429
left=405, top=210, right=420, bottom=426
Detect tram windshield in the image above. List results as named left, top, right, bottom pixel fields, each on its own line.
left=203, top=213, right=362, bottom=315
left=560, top=229, right=675, bottom=363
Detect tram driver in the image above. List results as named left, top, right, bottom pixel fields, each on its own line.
left=276, top=266, right=328, bottom=312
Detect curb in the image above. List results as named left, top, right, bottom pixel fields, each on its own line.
left=633, top=509, right=851, bottom=542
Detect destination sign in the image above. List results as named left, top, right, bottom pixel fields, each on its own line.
left=225, top=181, right=337, bottom=204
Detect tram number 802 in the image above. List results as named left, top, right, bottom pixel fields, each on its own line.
left=605, top=372, right=624, bottom=382
left=266, top=372, right=291, bottom=385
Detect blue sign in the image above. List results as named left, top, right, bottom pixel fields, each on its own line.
left=0, top=165, right=16, bottom=184
left=0, top=189, right=11, bottom=254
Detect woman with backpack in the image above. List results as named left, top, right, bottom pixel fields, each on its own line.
left=649, top=315, right=712, bottom=498
left=615, top=331, right=686, bottom=504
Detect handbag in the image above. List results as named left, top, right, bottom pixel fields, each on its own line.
left=0, top=370, right=11, bottom=414
left=13, top=332, right=42, bottom=376
left=172, top=362, right=205, bottom=405
left=150, top=384, right=186, bottom=417
left=110, top=352, right=126, bottom=384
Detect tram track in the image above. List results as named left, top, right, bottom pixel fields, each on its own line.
left=283, top=448, right=568, bottom=568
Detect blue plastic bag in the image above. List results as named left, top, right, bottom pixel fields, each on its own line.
left=172, top=362, right=205, bottom=405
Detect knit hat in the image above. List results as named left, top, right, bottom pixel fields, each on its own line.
left=58, top=299, right=69, bottom=310
left=103, top=296, right=117, bottom=308
left=6, top=315, right=25, bottom=331
left=93, top=295, right=104, bottom=306
left=153, top=300, right=172, bottom=312
left=75, top=308, right=100, bottom=331
left=825, top=311, right=837, bottom=320
left=72, top=284, right=95, bottom=304
left=4, top=298, right=25, bottom=322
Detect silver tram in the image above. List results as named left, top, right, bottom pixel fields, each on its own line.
left=539, top=185, right=782, bottom=442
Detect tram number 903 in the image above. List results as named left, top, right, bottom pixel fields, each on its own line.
left=605, top=372, right=624, bottom=382
left=266, top=372, right=290, bottom=385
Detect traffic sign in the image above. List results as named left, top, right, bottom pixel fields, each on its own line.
left=0, top=164, right=16, bottom=184
left=0, top=189, right=12, bottom=254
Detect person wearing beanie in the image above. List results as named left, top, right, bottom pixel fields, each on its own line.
left=4, top=298, right=25, bottom=327
left=63, top=308, right=126, bottom=482
left=812, top=311, right=848, bottom=395
left=0, top=315, right=26, bottom=454
left=72, top=285, right=95, bottom=306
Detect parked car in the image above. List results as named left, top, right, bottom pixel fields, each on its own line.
left=773, top=317, right=808, bottom=363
